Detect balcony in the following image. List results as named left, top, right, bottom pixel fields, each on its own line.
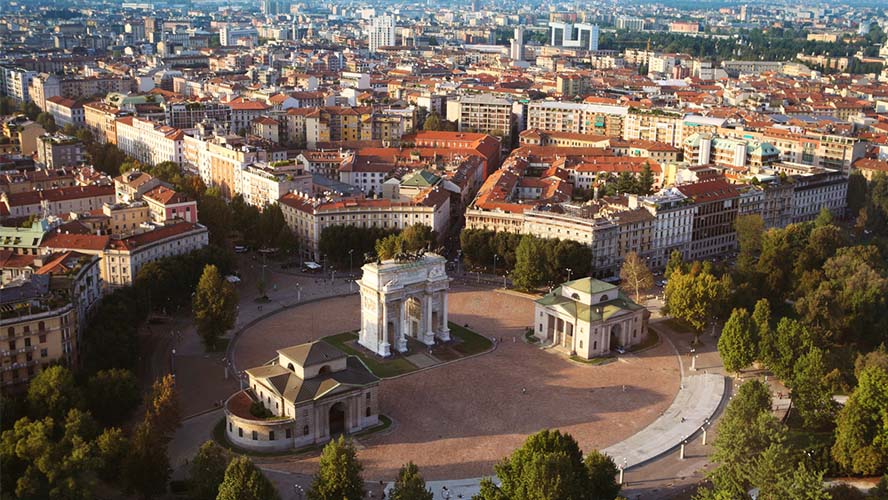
left=1, top=358, right=40, bottom=372
left=1, top=345, right=37, bottom=357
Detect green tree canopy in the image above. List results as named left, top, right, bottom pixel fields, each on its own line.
left=831, top=366, right=888, bottom=475
left=790, top=347, right=834, bottom=429
left=389, top=462, right=433, bottom=500
left=86, top=368, right=140, bottom=427
left=27, top=365, right=82, bottom=420
left=190, top=441, right=231, bottom=500
left=308, top=436, right=364, bottom=500
left=513, top=235, right=548, bottom=290
left=475, top=429, right=621, bottom=500
left=216, top=456, right=280, bottom=500
left=718, top=308, right=756, bottom=375
left=192, top=264, right=238, bottom=350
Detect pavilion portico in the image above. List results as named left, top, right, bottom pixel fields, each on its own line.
left=357, top=253, right=451, bottom=357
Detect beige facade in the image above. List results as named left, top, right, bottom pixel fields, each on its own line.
left=534, top=278, right=648, bottom=359
left=226, top=341, right=380, bottom=451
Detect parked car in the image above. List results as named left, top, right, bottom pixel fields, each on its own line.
left=234, top=245, right=249, bottom=253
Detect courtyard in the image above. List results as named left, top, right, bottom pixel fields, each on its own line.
left=231, top=286, right=681, bottom=480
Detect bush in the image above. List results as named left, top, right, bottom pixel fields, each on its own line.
left=249, top=402, right=272, bottom=419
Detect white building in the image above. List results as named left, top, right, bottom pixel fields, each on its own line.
left=549, top=22, right=599, bottom=51
left=510, top=26, right=526, bottom=61
left=219, top=25, right=259, bottom=46
left=368, top=16, right=395, bottom=53
left=115, top=116, right=185, bottom=166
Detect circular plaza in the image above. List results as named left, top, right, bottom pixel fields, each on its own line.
left=231, top=287, right=681, bottom=480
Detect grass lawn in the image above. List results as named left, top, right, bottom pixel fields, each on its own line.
left=448, top=322, right=493, bottom=355
left=323, top=332, right=418, bottom=378
left=629, top=329, right=660, bottom=352
left=570, top=354, right=614, bottom=365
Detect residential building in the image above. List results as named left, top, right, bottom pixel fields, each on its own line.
left=527, top=101, right=627, bottom=138
left=101, top=222, right=208, bottom=286
left=368, top=16, right=396, bottom=53
left=549, top=22, right=599, bottom=51
left=29, top=74, right=137, bottom=111
left=44, top=96, right=85, bottom=128
left=83, top=101, right=128, bottom=145
left=36, top=134, right=84, bottom=168
left=675, top=178, right=740, bottom=260
left=115, top=116, right=185, bottom=166
left=446, top=94, right=514, bottom=138
left=0, top=185, right=115, bottom=220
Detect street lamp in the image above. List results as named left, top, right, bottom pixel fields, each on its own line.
left=348, top=249, right=354, bottom=277
left=566, top=267, right=573, bottom=282
left=493, top=254, right=498, bottom=276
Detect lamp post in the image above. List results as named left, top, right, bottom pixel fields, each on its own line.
left=348, top=249, right=354, bottom=277
left=456, top=249, right=462, bottom=275
left=493, top=253, right=498, bottom=276
left=566, top=267, right=573, bottom=282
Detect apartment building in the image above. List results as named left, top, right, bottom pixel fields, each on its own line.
left=83, top=101, right=128, bottom=144
left=102, top=222, right=208, bottom=286
left=1, top=66, right=37, bottom=103
left=527, top=101, right=627, bottom=137
left=234, top=161, right=311, bottom=208
left=44, top=96, right=85, bottom=128
left=279, top=191, right=449, bottom=261
left=0, top=185, right=115, bottom=220
left=684, top=133, right=779, bottom=169
left=789, top=169, right=848, bottom=223
left=116, top=116, right=185, bottom=167
left=36, top=134, right=84, bottom=168
left=762, top=128, right=865, bottom=174
left=675, top=178, right=740, bottom=260
left=446, top=94, right=514, bottom=138
left=30, top=74, right=137, bottom=111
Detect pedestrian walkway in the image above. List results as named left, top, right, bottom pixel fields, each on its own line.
left=385, top=373, right=726, bottom=500
left=602, top=373, right=725, bottom=468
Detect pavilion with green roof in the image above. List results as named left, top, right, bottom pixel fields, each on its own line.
left=533, top=277, right=649, bottom=359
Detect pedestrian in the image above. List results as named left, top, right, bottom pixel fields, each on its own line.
left=680, top=417, right=685, bottom=423
left=522, top=387, right=526, bottom=395
left=622, top=385, right=626, bottom=392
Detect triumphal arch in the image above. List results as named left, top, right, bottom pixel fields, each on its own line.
left=357, top=252, right=450, bottom=357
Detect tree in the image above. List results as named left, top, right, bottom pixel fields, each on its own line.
left=95, top=426, right=127, bottom=480
left=752, top=299, right=775, bottom=365
left=791, top=347, right=834, bottom=429
left=422, top=112, right=443, bottom=131
left=124, top=417, right=171, bottom=499
left=717, top=308, right=756, bottom=375
left=637, top=163, right=655, bottom=195
left=192, top=264, right=238, bottom=350
left=189, top=441, right=230, bottom=500
left=664, top=266, right=725, bottom=341
left=584, top=449, right=622, bottom=500
left=512, top=235, right=547, bottom=290
left=767, top=318, right=815, bottom=382
left=706, top=380, right=785, bottom=497
left=748, top=445, right=830, bottom=500
left=146, top=374, right=180, bottom=437
left=86, top=368, right=140, bottom=426
left=475, top=429, right=621, bottom=500
left=619, top=251, right=653, bottom=303
left=308, top=436, right=364, bottom=500
left=832, top=366, right=888, bottom=475
left=665, top=249, right=684, bottom=278
left=846, top=171, right=868, bottom=217
left=813, top=206, right=834, bottom=228
left=216, top=456, right=279, bottom=500
left=389, top=462, right=433, bottom=500
left=735, top=214, right=765, bottom=276
left=375, top=233, right=403, bottom=260
left=0, top=410, right=102, bottom=500
left=399, top=223, right=437, bottom=252
left=36, top=112, right=58, bottom=133
left=27, top=365, right=81, bottom=420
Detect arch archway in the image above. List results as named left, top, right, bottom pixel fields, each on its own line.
left=319, top=365, right=332, bottom=375
left=329, top=402, right=346, bottom=436
left=610, top=323, right=622, bottom=351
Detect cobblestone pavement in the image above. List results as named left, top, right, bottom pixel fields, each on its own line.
left=234, top=286, right=680, bottom=481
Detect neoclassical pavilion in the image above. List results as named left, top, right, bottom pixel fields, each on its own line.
left=534, top=277, right=649, bottom=359
left=357, top=252, right=450, bottom=357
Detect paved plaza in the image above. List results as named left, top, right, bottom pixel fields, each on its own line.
left=233, top=287, right=681, bottom=480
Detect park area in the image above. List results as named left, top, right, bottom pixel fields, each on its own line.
left=231, top=287, right=681, bottom=480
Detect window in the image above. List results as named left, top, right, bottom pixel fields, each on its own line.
left=38, top=321, right=45, bottom=332
left=269, top=431, right=275, bottom=440
left=238, top=427, right=243, bottom=437
left=286, top=428, right=292, bottom=438
left=366, top=407, right=372, bottom=417
left=229, top=421, right=232, bottom=432
left=303, top=425, right=309, bottom=436
left=40, top=349, right=48, bottom=358
left=579, top=341, right=583, bottom=349
left=593, top=341, right=597, bottom=350
left=252, top=430, right=258, bottom=440
left=6, top=327, right=13, bottom=338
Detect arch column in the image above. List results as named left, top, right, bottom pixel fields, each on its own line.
left=438, top=291, right=450, bottom=341
left=396, top=300, right=408, bottom=352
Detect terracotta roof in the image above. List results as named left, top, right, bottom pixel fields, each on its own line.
left=3, top=185, right=114, bottom=207
left=107, top=222, right=204, bottom=252
left=143, top=185, right=191, bottom=205
left=41, top=231, right=110, bottom=252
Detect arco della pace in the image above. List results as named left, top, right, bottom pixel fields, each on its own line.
left=357, top=252, right=451, bottom=357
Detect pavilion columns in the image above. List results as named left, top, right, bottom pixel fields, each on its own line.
left=421, top=295, right=435, bottom=345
